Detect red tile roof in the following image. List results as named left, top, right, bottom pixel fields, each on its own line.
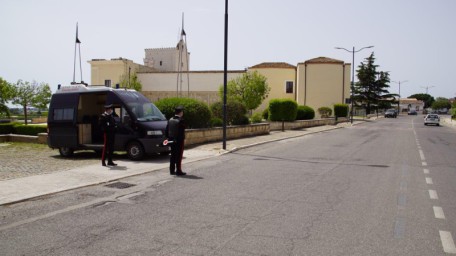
left=250, top=62, right=296, bottom=69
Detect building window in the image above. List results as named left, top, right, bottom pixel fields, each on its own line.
left=285, top=81, right=294, bottom=93
left=104, top=80, right=111, bottom=87
left=160, top=61, right=163, bottom=66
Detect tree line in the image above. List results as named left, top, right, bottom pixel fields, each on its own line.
left=0, top=77, right=51, bottom=124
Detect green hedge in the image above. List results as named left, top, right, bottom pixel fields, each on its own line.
left=0, top=123, right=47, bottom=135
left=334, top=104, right=349, bottom=118
left=296, top=105, right=315, bottom=120
left=0, top=123, right=15, bottom=134
left=269, top=99, right=298, bottom=122
left=154, top=97, right=211, bottom=129
left=210, top=101, right=248, bottom=125
left=14, top=125, right=47, bottom=136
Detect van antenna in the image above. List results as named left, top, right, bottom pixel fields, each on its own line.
left=73, top=22, right=84, bottom=85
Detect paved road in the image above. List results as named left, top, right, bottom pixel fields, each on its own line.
left=0, top=116, right=455, bottom=255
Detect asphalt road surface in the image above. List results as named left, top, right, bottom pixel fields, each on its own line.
left=1, top=115, right=455, bottom=255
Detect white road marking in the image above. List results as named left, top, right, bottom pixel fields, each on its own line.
left=434, top=206, right=445, bottom=219
left=426, top=177, right=433, bottom=185
left=423, top=169, right=430, bottom=174
left=419, top=150, right=425, bottom=161
left=429, top=190, right=439, bottom=200
left=440, top=231, right=456, bottom=254
left=422, top=161, right=428, bottom=166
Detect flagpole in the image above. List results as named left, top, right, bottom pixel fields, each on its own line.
left=73, top=23, right=78, bottom=83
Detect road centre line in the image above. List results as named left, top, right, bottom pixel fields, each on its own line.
left=440, top=231, right=456, bottom=254
left=434, top=206, right=446, bottom=219
left=422, top=161, right=428, bottom=166
left=429, top=190, right=439, bottom=200
left=424, top=169, right=430, bottom=174
left=419, top=150, right=425, bottom=161
left=426, top=177, right=433, bottom=185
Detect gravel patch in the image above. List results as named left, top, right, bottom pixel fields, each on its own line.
left=0, top=143, right=101, bottom=181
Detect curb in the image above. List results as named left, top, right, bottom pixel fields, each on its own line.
left=0, top=121, right=365, bottom=205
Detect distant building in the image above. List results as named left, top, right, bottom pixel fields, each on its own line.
left=400, top=98, right=425, bottom=113
left=88, top=42, right=352, bottom=117
left=143, top=42, right=190, bottom=72
left=88, top=58, right=154, bottom=87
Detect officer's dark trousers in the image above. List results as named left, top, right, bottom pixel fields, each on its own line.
left=170, top=140, right=184, bottom=172
left=102, top=132, right=115, bottom=163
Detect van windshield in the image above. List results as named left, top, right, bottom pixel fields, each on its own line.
left=116, top=91, right=166, bottom=122
left=127, top=102, right=166, bottom=122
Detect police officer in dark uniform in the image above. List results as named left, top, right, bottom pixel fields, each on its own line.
left=99, top=104, right=117, bottom=166
left=166, top=106, right=186, bottom=176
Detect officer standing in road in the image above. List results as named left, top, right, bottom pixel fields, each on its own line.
left=100, top=104, right=117, bottom=167
left=166, top=106, right=187, bottom=176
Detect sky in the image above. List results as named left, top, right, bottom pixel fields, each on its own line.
left=1, top=0, right=455, bottom=103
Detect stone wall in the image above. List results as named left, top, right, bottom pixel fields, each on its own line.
left=185, top=123, right=269, bottom=146
left=269, top=118, right=343, bottom=131
left=0, top=133, right=47, bottom=144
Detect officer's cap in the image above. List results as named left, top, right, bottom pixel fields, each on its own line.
left=104, top=104, right=113, bottom=109
left=175, top=106, right=184, bottom=113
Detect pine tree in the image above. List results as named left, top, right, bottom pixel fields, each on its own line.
left=353, top=53, right=395, bottom=114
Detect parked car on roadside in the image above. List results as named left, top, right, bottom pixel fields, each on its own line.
left=424, top=114, right=440, bottom=126
left=408, top=110, right=417, bottom=115
left=384, top=109, right=397, bottom=118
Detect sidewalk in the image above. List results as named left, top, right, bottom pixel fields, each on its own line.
left=0, top=122, right=359, bottom=206
left=442, top=116, right=456, bottom=128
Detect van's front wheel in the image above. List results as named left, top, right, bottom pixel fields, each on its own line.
left=126, top=141, right=145, bottom=161
left=59, top=147, right=74, bottom=157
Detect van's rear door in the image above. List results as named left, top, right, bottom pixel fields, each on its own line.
left=47, top=93, right=79, bottom=148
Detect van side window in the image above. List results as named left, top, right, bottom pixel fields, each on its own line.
left=54, top=108, right=74, bottom=121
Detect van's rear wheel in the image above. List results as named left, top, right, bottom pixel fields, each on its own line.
left=126, top=141, right=145, bottom=161
left=59, top=147, right=74, bottom=157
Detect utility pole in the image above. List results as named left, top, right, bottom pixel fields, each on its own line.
left=421, top=85, right=435, bottom=94
left=392, top=80, right=408, bottom=114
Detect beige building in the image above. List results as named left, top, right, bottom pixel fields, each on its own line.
left=297, top=57, right=351, bottom=114
left=88, top=58, right=153, bottom=87
left=249, top=62, right=297, bottom=112
left=88, top=43, right=352, bottom=118
left=138, top=70, right=245, bottom=105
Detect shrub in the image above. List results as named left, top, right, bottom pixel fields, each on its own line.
left=334, top=104, right=349, bottom=118
left=262, top=108, right=269, bottom=120
left=210, top=101, right=248, bottom=126
left=251, top=112, right=263, bottom=123
left=234, top=115, right=250, bottom=125
left=318, top=107, right=332, bottom=118
left=14, top=125, right=47, bottom=136
left=269, top=99, right=298, bottom=122
left=210, top=117, right=223, bottom=127
left=155, top=97, right=211, bottom=129
left=296, top=105, right=315, bottom=120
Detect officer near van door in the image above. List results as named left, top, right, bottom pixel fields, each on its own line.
left=166, top=106, right=186, bottom=176
left=100, top=104, right=117, bottom=166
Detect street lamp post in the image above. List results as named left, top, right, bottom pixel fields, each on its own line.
left=335, top=45, right=374, bottom=124
left=392, top=80, right=408, bottom=114
left=222, top=0, right=228, bottom=150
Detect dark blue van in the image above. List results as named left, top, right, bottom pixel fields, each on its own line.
left=47, top=84, right=170, bottom=160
